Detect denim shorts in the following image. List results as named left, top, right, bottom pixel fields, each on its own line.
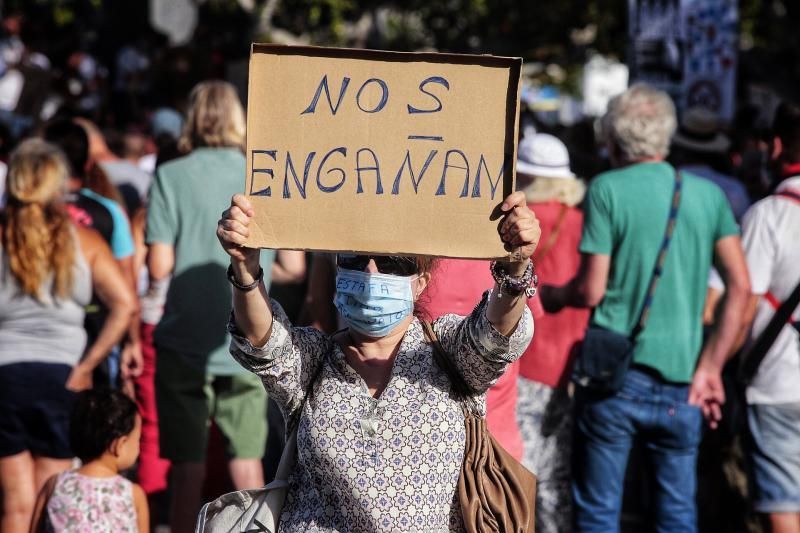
left=747, top=402, right=800, bottom=513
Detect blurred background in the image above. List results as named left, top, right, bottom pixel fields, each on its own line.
left=0, top=0, right=796, bottom=160
left=0, top=3, right=796, bottom=532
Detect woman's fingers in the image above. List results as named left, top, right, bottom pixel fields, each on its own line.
left=229, top=206, right=249, bottom=224
left=500, top=208, right=526, bottom=235
left=503, top=217, right=537, bottom=239
left=511, top=227, right=540, bottom=247
left=217, top=225, right=248, bottom=246
left=221, top=218, right=250, bottom=239
left=501, top=191, right=527, bottom=212
left=500, top=207, right=540, bottom=245
left=231, top=194, right=254, bottom=216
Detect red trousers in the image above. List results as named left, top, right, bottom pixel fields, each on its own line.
left=134, top=323, right=171, bottom=494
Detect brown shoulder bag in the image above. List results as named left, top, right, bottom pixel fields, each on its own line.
left=422, top=321, right=537, bottom=532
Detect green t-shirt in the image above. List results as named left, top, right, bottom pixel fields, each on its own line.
left=580, top=161, right=739, bottom=383
left=146, top=148, right=276, bottom=375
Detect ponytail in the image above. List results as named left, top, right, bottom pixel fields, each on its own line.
left=2, top=139, right=75, bottom=300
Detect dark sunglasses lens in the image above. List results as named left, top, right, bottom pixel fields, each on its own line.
left=374, top=256, right=417, bottom=276
left=336, top=254, right=369, bottom=271
left=337, top=254, right=417, bottom=276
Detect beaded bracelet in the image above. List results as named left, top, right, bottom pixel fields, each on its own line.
left=490, top=260, right=538, bottom=298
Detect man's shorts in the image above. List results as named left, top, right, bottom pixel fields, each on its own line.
left=155, top=348, right=267, bottom=463
left=747, top=402, right=800, bottom=513
left=0, top=362, right=76, bottom=459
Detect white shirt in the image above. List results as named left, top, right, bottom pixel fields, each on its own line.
left=743, top=176, right=800, bottom=404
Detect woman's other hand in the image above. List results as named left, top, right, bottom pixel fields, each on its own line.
left=66, top=363, right=94, bottom=392
left=499, top=191, right=540, bottom=262
left=217, top=194, right=260, bottom=265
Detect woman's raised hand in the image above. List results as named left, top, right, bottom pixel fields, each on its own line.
left=217, top=194, right=260, bottom=264
left=499, top=191, right=541, bottom=262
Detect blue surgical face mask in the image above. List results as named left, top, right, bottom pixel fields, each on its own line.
left=334, top=268, right=416, bottom=338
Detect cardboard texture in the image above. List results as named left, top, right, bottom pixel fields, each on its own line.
left=245, top=44, right=522, bottom=259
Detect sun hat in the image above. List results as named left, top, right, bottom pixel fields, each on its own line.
left=516, top=133, right=575, bottom=179
left=672, top=107, right=731, bottom=153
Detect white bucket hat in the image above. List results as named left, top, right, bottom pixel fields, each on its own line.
left=516, top=133, right=575, bottom=179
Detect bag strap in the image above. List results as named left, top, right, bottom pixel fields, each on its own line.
left=630, top=170, right=683, bottom=340
left=420, top=320, right=480, bottom=416
left=532, top=204, right=569, bottom=263
left=739, top=275, right=800, bottom=382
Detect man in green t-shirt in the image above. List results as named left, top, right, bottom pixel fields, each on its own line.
left=145, top=81, right=278, bottom=533
left=540, top=84, right=751, bottom=533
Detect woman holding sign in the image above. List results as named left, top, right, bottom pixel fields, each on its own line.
left=217, top=191, right=539, bottom=531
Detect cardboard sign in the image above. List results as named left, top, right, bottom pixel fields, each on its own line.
left=244, top=44, right=522, bottom=259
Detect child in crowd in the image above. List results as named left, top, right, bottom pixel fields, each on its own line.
left=30, top=389, right=149, bottom=532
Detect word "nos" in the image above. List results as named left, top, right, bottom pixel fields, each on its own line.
left=301, top=75, right=450, bottom=115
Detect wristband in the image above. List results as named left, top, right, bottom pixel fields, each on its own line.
left=227, top=264, right=263, bottom=292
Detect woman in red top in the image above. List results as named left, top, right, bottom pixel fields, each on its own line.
left=515, top=133, right=590, bottom=533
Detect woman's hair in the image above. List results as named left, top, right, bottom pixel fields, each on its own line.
left=2, top=139, right=75, bottom=299
left=522, top=176, right=586, bottom=207
left=84, top=162, right=126, bottom=208
left=178, top=80, right=246, bottom=153
left=413, top=256, right=438, bottom=277
left=412, top=256, right=439, bottom=320
left=70, top=388, right=138, bottom=463
left=602, top=83, right=677, bottom=162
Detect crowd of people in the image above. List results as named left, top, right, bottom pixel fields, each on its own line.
left=0, top=17, right=798, bottom=533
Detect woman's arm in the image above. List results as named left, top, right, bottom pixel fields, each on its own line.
left=434, top=192, right=539, bottom=394
left=121, top=208, right=148, bottom=383
left=68, top=226, right=136, bottom=391
left=218, top=195, right=329, bottom=418
left=486, top=191, right=541, bottom=335
left=217, top=194, right=273, bottom=346
left=271, top=250, right=306, bottom=284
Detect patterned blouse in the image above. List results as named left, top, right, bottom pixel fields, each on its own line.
left=45, top=471, right=137, bottom=532
left=229, top=292, right=534, bottom=533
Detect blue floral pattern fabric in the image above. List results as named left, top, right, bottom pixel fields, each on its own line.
left=228, top=291, right=533, bottom=532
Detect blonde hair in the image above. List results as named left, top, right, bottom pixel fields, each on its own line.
left=522, top=176, right=586, bottom=207
left=179, top=81, right=246, bottom=153
left=2, top=139, right=75, bottom=299
left=602, top=83, right=677, bottom=161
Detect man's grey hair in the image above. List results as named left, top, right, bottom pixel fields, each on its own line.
left=602, top=83, right=677, bottom=161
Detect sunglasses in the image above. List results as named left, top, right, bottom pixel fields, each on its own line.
left=336, top=254, right=418, bottom=276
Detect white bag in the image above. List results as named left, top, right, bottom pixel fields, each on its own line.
left=195, top=430, right=298, bottom=533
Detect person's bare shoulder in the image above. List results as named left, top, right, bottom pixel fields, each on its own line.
left=75, top=224, right=111, bottom=264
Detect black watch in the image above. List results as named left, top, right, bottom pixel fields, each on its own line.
left=227, top=264, right=263, bottom=292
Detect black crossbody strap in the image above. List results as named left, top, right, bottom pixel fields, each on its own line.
left=630, top=170, right=683, bottom=340
left=740, top=279, right=800, bottom=381
left=739, top=189, right=800, bottom=381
